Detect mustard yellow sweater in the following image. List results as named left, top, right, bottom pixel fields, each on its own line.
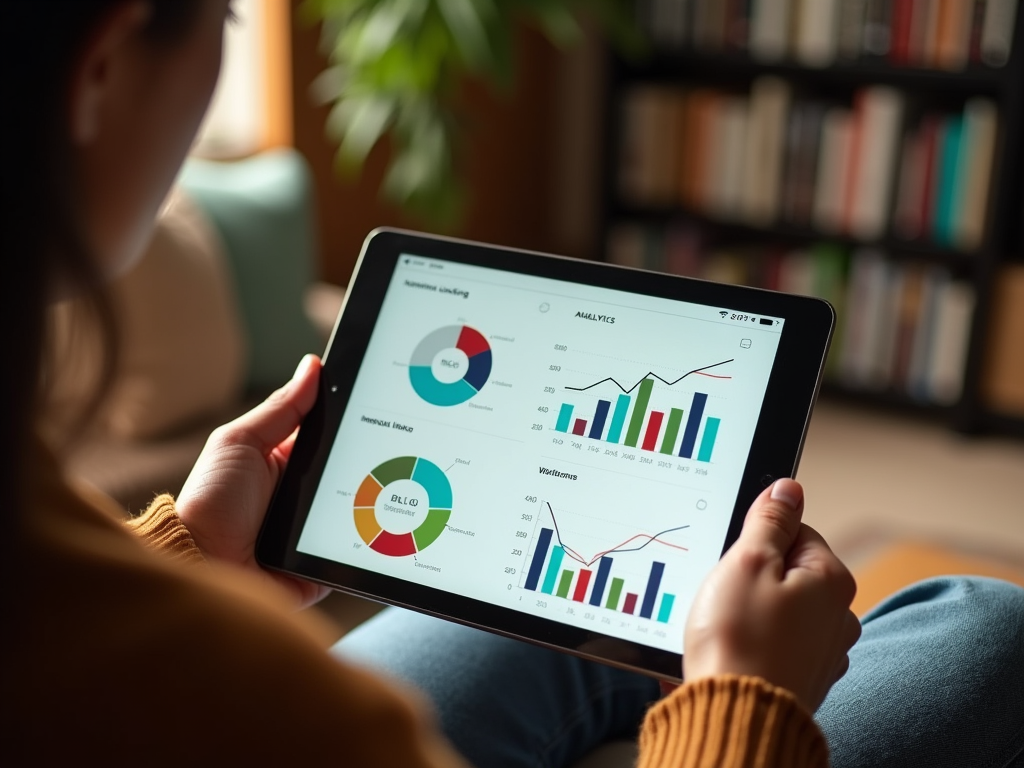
left=3, top=445, right=828, bottom=767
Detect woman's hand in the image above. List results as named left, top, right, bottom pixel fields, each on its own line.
left=682, top=479, right=860, bottom=711
left=176, top=354, right=331, bottom=609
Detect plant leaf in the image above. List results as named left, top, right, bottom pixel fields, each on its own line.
left=435, top=0, right=496, bottom=70
left=331, top=94, right=397, bottom=167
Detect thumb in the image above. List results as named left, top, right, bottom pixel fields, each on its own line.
left=225, top=354, right=321, bottom=454
left=736, top=478, right=805, bottom=556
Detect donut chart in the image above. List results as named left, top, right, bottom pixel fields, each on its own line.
left=409, top=325, right=491, bottom=406
left=353, top=457, right=453, bottom=557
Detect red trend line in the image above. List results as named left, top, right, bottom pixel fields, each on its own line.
left=695, top=372, right=732, bottom=379
left=544, top=502, right=689, bottom=568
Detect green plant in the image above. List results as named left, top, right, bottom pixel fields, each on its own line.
left=302, top=0, right=638, bottom=225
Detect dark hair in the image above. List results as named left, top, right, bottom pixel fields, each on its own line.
left=0, top=1, right=203, bottom=550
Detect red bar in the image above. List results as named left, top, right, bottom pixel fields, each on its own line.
left=572, top=419, right=587, bottom=435
left=641, top=411, right=664, bottom=451
left=622, top=593, right=639, bottom=615
left=572, top=569, right=592, bottom=602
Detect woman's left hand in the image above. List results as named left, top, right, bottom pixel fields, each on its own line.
left=176, top=354, right=331, bottom=609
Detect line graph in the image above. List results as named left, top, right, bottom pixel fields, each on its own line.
left=542, top=501, right=689, bottom=567
left=564, top=359, right=734, bottom=394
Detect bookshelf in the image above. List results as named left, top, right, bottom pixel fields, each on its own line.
left=599, top=0, right=1024, bottom=436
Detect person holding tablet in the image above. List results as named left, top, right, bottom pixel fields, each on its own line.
left=4, top=2, right=1023, bottom=767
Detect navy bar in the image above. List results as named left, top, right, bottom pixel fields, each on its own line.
left=588, top=556, right=614, bottom=607
left=639, top=561, right=665, bottom=619
left=678, top=392, right=708, bottom=459
left=588, top=399, right=611, bottom=440
left=524, top=528, right=553, bottom=591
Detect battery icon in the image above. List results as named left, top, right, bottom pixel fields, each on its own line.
left=759, top=318, right=773, bottom=326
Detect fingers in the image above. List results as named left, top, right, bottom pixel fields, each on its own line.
left=737, top=479, right=805, bottom=556
left=221, top=355, right=321, bottom=454
left=787, top=524, right=858, bottom=605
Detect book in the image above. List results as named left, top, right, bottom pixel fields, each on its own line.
left=932, top=114, right=964, bottom=246
left=906, top=265, right=947, bottom=398
left=839, top=249, right=885, bottom=385
left=837, top=0, right=868, bottom=58
left=741, top=77, right=791, bottom=225
left=907, top=0, right=936, bottom=64
left=814, top=106, right=854, bottom=232
left=893, top=123, right=928, bottom=239
left=933, top=0, right=973, bottom=70
left=617, top=86, right=660, bottom=205
left=981, top=0, right=1020, bottom=66
left=693, top=0, right=729, bottom=50
left=862, top=0, right=893, bottom=56
left=889, top=0, right=914, bottom=64
left=750, top=0, right=794, bottom=60
left=926, top=278, right=975, bottom=403
left=917, top=115, right=944, bottom=239
left=709, top=97, right=749, bottom=219
left=848, top=86, right=905, bottom=240
left=954, top=97, right=998, bottom=250
left=891, top=265, right=925, bottom=387
left=782, top=102, right=826, bottom=225
left=794, top=0, right=841, bottom=66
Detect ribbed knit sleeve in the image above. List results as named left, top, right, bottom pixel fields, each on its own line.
left=637, top=675, right=828, bottom=768
left=124, top=494, right=206, bottom=566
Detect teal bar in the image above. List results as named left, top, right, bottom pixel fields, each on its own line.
left=657, top=593, right=676, bottom=623
left=697, top=417, right=721, bottom=462
left=606, top=394, right=631, bottom=444
left=555, top=404, right=573, bottom=433
left=541, top=545, right=565, bottom=594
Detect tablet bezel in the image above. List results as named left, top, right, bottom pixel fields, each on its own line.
left=257, top=228, right=834, bottom=681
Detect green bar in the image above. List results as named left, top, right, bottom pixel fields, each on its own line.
left=659, top=408, right=684, bottom=455
left=541, top=546, right=565, bottom=595
left=624, top=378, right=654, bottom=447
left=605, top=577, right=625, bottom=610
left=556, top=569, right=574, bottom=598
left=657, top=593, right=676, bottom=623
left=697, top=417, right=721, bottom=462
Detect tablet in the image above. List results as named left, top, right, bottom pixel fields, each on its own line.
left=257, top=228, right=834, bottom=680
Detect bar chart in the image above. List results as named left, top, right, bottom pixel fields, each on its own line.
left=554, top=385, right=722, bottom=462
left=525, top=527, right=677, bottom=622
left=521, top=502, right=688, bottom=624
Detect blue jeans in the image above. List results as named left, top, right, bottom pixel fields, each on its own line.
left=332, top=577, right=1024, bottom=768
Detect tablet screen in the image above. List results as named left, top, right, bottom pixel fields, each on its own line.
left=295, top=253, right=784, bottom=655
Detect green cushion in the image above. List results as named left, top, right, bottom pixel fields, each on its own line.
left=179, top=149, right=322, bottom=392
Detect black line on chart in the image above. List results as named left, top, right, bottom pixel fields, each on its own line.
left=564, top=359, right=734, bottom=395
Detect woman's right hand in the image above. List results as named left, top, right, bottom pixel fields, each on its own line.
left=682, top=479, right=861, bottom=711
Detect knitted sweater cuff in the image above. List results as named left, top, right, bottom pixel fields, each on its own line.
left=125, top=494, right=206, bottom=566
left=637, top=675, right=829, bottom=768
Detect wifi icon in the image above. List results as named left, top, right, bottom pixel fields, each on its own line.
left=719, top=310, right=728, bottom=318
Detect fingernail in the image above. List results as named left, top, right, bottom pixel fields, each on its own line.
left=770, top=478, right=802, bottom=509
left=292, top=354, right=314, bottom=381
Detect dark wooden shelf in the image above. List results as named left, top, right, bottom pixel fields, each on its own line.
left=977, top=411, right=1024, bottom=438
left=620, top=50, right=1009, bottom=94
left=609, top=203, right=983, bottom=271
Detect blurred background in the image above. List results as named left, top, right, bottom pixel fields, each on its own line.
left=74, top=0, right=1023, bottom=619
